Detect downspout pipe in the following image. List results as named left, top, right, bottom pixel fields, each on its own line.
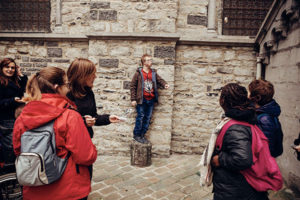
left=256, top=57, right=263, bottom=79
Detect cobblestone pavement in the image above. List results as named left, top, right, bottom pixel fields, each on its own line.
left=88, top=154, right=213, bottom=200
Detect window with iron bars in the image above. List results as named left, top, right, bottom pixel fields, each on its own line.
left=222, top=0, right=274, bottom=36
left=0, top=0, right=50, bottom=33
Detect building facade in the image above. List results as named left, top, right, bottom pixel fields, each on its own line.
left=0, top=0, right=270, bottom=158
left=255, top=0, right=300, bottom=195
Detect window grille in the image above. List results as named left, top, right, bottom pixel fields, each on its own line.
left=0, top=0, right=50, bottom=33
left=222, top=0, right=273, bottom=36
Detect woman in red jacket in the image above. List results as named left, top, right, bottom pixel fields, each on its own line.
left=13, top=67, right=97, bottom=200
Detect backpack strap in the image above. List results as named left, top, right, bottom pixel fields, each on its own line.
left=215, top=120, right=251, bottom=151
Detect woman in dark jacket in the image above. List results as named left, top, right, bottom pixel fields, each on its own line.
left=248, top=80, right=283, bottom=157
left=211, top=83, right=269, bottom=200
left=66, top=58, right=120, bottom=181
left=0, top=58, right=27, bottom=163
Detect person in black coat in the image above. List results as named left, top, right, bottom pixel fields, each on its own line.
left=66, top=58, right=120, bottom=182
left=248, top=79, right=283, bottom=157
left=0, top=58, right=28, bottom=163
left=211, top=83, right=269, bottom=200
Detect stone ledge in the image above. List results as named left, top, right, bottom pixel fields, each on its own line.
left=87, top=32, right=181, bottom=41
left=0, top=32, right=255, bottom=47
left=0, top=33, right=88, bottom=41
left=179, top=36, right=255, bottom=47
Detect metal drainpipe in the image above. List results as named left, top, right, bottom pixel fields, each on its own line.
left=256, top=57, right=263, bottom=80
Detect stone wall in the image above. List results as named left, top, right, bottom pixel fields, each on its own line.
left=0, top=0, right=257, bottom=157
left=256, top=0, right=300, bottom=193
left=89, top=39, right=175, bottom=157
left=51, top=0, right=179, bottom=34
left=172, top=45, right=256, bottom=154
left=177, top=0, right=209, bottom=38
left=0, top=40, right=88, bottom=74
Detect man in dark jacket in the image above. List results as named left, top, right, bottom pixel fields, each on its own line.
left=130, top=54, right=169, bottom=144
left=249, top=80, right=283, bottom=157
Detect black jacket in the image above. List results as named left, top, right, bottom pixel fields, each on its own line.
left=0, top=75, right=28, bottom=122
left=67, top=88, right=110, bottom=138
left=213, top=109, right=268, bottom=200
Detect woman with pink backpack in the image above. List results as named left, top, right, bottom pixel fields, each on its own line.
left=200, top=83, right=282, bottom=200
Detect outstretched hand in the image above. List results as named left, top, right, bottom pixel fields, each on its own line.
left=84, top=115, right=96, bottom=127
left=164, top=84, right=169, bottom=89
left=109, top=115, right=120, bottom=123
left=15, top=97, right=26, bottom=103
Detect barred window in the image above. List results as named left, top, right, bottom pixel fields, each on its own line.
left=0, top=0, right=50, bottom=33
left=222, top=0, right=273, bottom=36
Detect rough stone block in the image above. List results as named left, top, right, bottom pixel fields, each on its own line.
left=187, top=15, right=207, bottom=26
left=22, top=57, right=29, bottom=62
left=30, top=58, right=52, bottom=62
left=54, top=59, right=70, bottom=63
left=99, top=10, right=117, bottom=21
left=46, top=42, right=58, bottom=47
left=90, top=10, right=98, bottom=20
left=20, top=63, right=32, bottom=67
left=47, top=48, right=62, bottom=57
left=99, top=59, right=119, bottom=67
left=164, top=59, right=175, bottom=65
left=35, top=63, right=47, bottom=67
left=217, top=66, right=233, bottom=74
left=123, top=81, right=131, bottom=90
left=154, top=46, right=175, bottom=58
left=90, top=2, right=110, bottom=9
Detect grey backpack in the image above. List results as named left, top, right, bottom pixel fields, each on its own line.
left=15, top=120, right=70, bottom=186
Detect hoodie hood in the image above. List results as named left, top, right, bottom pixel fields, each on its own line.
left=18, top=93, right=76, bottom=130
left=257, top=99, right=281, bottom=117
left=225, top=108, right=257, bottom=124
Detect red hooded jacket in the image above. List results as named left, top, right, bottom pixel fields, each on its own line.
left=13, top=94, right=97, bottom=200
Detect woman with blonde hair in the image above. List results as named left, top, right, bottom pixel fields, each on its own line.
left=67, top=58, right=120, bottom=180
left=13, top=67, right=97, bottom=200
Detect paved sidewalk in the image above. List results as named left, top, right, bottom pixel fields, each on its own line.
left=88, top=154, right=213, bottom=200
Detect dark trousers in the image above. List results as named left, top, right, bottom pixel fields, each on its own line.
left=133, top=98, right=154, bottom=137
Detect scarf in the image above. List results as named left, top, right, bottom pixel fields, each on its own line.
left=199, top=117, right=230, bottom=187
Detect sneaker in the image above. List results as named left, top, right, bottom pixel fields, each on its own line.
left=142, top=137, right=149, bottom=144
left=133, top=136, right=144, bottom=144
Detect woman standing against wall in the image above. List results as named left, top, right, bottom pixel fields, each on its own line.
left=0, top=58, right=27, bottom=164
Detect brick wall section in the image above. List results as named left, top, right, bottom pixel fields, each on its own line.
left=0, top=40, right=88, bottom=76
left=88, top=40, right=175, bottom=157
left=172, top=45, right=256, bottom=154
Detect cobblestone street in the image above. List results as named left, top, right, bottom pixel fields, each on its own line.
left=88, top=155, right=213, bottom=200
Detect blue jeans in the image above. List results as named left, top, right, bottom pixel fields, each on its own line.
left=133, top=98, right=154, bottom=137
